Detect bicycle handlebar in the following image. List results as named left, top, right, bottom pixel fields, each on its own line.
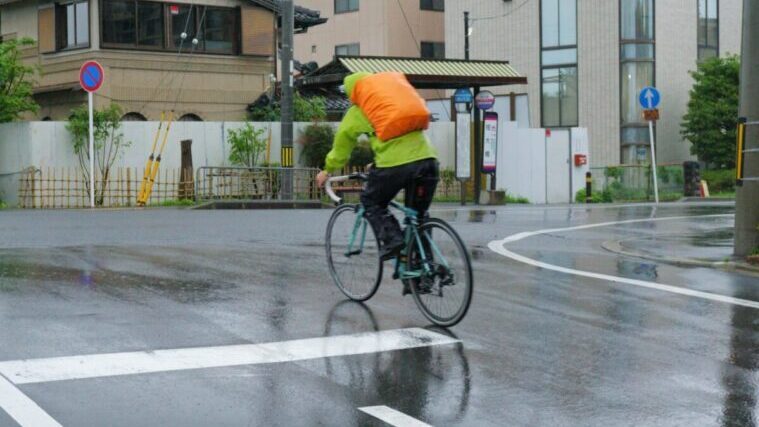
left=325, top=173, right=367, bottom=205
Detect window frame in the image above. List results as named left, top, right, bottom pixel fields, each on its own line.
left=539, top=0, right=579, bottom=129
left=697, top=0, right=719, bottom=61
left=335, top=43, right=360, bottom=56
left=420, top=0, right=444, bottom=12
left=618, top=0, right=656, bottom=147
left=99, top=0, right=240, bottom=55
left=55, top=0, right=91, bottom=51
left=334, top=0, right=359, bottom=14
left=420, top=41, right=445, bottom=59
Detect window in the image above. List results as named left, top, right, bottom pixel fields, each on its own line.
left=540, top=0, right=577, bottom=128
left=335, top=0, right=358, bottom=14
left=620, top=0, right=655, bottom=162
left=102, top=0, right=136, bottom=45
left=698, top=0, right=718, bottom=60
left=201, top=7, right=237, bottom=53
left=137, top=2, right=163, bottom=47
left=420, top=0, right=444, bottom=12
left=421, top=42, right=444, bottom=59
left=101, top=2, right=238, bottom=54
left=55, top=0, right=89, bottom=50
left=335, top=43, right=359, bottom=56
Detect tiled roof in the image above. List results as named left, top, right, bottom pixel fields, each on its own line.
left=248, top=1, right=328, bottom=31
left=299, top=56, right=527, bottom=89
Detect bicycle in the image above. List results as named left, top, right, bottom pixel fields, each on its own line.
left=324, top=173, right=473, bottom=327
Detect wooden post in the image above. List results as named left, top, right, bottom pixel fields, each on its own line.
left=127, top=168, right=132, bottom=206
left=179, top=139, right=194, bottom=200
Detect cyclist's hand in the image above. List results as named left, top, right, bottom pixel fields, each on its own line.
left=316, top=170, right=330, bottom=188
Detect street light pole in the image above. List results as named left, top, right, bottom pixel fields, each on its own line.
left=280, top=0, right=294, bottom=200
left=735, top=0, right=759, bottom=256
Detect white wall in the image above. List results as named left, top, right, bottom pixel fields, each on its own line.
left=0, top=121, right=457, bottom=205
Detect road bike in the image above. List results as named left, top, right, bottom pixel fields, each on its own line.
left=324, top=173, right=473, bottom=327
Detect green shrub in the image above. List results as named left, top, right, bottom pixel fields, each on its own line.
left=348, top=140, right=374, bottom=167
left=575, top=188, right=608, bottom=203
left=702, top=169, right=735, bottom=193
left=299, top=124, right=334, bottom=169
left=227, top=123, right=267, bottom=167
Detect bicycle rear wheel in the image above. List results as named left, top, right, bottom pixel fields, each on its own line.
left=325, top=204, right=383, bottom=301
left=407, top=218, right=473, bottom=327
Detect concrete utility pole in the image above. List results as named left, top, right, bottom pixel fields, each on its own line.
left=280, top=0, right=294, bottom=199
left=735, top=0, right=759, bottom=256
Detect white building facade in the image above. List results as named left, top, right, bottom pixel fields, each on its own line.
left=445, top=0, right=742, bottom=167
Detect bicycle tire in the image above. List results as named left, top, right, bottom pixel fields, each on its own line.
left=407, top=218, right=473, bottom=326
left=325, top=204, right=383, bottom=301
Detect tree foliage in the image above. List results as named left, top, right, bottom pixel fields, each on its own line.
left=66, top=104, right=131, bottom=205
left=227, top=123, right=268, bottom=167
left=249, top=93, right=327, bottom=122
left=681, top=55, right=740, bottom=169
left=0, top=38, right=39, bottom=122
left=299, top=123, right=334, bottom=169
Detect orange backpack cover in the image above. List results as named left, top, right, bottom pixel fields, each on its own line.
left=350, top=72, right=430, bottom=141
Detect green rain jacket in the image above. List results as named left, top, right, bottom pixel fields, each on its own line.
left=324, top=72, right=437, bottom=173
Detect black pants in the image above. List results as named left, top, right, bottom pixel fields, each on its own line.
left=361, top=158, right=439, bottom=247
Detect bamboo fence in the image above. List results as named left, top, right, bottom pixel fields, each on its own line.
left=18, top=167, right=194, bottom=208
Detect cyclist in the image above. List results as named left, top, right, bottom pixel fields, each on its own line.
left=316, top=72, right=439, bottom=261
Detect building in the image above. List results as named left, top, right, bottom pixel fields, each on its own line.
left=444, top=0, right=742, bottom=166
left=293, top=0, right=445, bottom=68
left=0, top=0, right=326, bottom=121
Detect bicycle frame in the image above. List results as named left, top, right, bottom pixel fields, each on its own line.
left=343, top=200, right=450, bottom=281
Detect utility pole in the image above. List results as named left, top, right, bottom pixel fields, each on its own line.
left=735, top=0, right=759, bottom=256
left=464, top=11, right=481, bottom=204
left=280, top=0, right=294, bottom=200
left=464, top=12, right=470, bottom=61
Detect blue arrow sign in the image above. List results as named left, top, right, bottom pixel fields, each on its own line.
left=639, top=86, right=660, bottom=110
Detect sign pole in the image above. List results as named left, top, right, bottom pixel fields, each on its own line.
left=639, top=86, right=661, bottom=204
left=88, top=91, right=95, bottom=208
left=79, top=60, right=104, bottom=208
left=648, top=118, right=659, bottom=204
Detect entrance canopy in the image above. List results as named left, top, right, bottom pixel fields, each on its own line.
left=297, top=55, right=527, bottom=90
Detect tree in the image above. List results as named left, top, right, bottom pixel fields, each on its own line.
left=249, top=93, right=327, bottom=122
left=227, top=123, right=268, bottom=167
left=0, top=38, right=39, bottom=122
left=66, top=104, right=131, bottom=206
left=681, top=55, right=740, bottom=169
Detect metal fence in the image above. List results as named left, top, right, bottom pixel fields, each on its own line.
left=195, top=166, right=321, bottom=202
left=18, top=166, right=193, bottom=208
left=588, top=163, right=684, bottom=202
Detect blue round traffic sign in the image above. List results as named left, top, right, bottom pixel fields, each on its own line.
left=79, top=61, right=104, bottom=93
left=453, top=88, right=473, bottom=104
left=639, top=86, right=660, bottom=109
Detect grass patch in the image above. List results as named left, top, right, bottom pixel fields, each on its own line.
left=154, top=199, right=197, bottom=208
left=709, top=191, right=736, bottom=199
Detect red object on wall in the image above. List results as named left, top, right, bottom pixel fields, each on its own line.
left=170, top=5, right=179, bottom=14
left=545, top=129, right=551, bottom=137
left=574, top=154, right=587, bottom=167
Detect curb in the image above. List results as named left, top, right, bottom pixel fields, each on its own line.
left=601, top=240, right=759, bottom=276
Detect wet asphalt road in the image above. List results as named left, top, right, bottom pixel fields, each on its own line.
left=0, top=202, right=756, bottom=426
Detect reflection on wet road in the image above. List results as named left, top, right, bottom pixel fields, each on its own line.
left=0, top=202, right=755, bottom=426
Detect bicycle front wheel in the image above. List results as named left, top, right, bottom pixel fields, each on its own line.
left=408, top=218, right=473, bottom=327
left=325, top=204, right=383, bottom=301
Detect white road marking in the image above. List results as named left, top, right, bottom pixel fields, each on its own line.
left=0, top=374, right=61, bottom=427
left=359, top=405, right=432, bottom=427
left=0, top=328, right=459, bottom=385
left=488, top=214, right=759, bottom=310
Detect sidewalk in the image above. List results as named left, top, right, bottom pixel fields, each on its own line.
left=602, top=227, right=759, bottom=275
